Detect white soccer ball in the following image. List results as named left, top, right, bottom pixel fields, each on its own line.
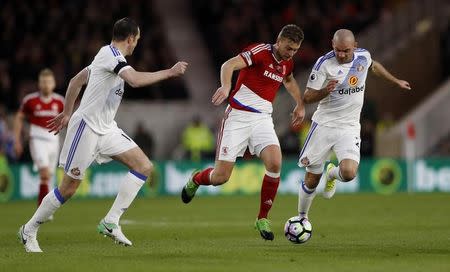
left=284, top=216, right=312, bottom=244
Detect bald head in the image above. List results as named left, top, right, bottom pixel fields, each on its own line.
left=333, top=29, right=355, bottom=43
left=332, top=29, right=357, bottom=63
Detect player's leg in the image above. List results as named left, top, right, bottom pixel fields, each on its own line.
left=323, top=131, right=361, bottom=198
left=19, top=117, right=95, bottom=252
left=37, top=167, right=51, bottom=206
left=181, top=160, right=235, bottom=203
left=96, top=128, right=148, bottom=246
left=19, top=174, right=81, bottom=252
left=297, top=123, right=332, bottom=218
left=29, top=138, right=52, bottom=206
left=254, top=144, right=281, bottom=240
left=182, top=108, right=248, bottom=203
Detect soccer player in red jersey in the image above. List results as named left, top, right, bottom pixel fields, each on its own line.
left=13, top=69, right=64, bottom=209
left=181, top=25, right=305, bottom=240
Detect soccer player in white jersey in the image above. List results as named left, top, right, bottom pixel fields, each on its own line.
left=18, top=17, right=188, bottom=252
left=297, top=29, right=411, bottom=225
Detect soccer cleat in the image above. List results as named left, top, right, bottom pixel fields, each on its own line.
left=18, top=225, right=43, bottom=253
left=323, top=163, right=337, bottom=199
left=255, top=218, right=274, bottom=241
left=97, top=219, right=132, bottom=246
left=181, top=170, right=200, bottom=204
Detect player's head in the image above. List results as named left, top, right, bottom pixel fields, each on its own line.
left=332, top=29, right=357, bottom=64
left=275, top=24, right=304, bottom=61
left=112, top=17, right=140, bottom=56
left=38, top=68, right=56, bottom=96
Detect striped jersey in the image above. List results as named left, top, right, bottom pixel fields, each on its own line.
left=306, top=49, right=372, bottom=129
left=74, top=44, right=131, bottom=134
left=230, top=43, right=294, bottom=114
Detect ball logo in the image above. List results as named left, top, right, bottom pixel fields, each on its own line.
left=348, top=76, right=358, bottom=86
left=310, top=73, right=316, bottom=81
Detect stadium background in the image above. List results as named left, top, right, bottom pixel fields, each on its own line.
left=0, top=0, right=449, bottom=271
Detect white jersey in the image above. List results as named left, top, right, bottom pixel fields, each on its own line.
left=74, top=45, right=131, bottom=134
left=306, top=49, right=372, bottom=130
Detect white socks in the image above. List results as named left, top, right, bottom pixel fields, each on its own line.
left=298, top=180, right=316, bottom=218
left=104, top=170, right=146, bottom=225
left=328, top=166, right=344, bottom=181
left=25, top=188, right=64, bottom=235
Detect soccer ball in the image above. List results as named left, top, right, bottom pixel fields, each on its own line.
left=284, top=216, right=312, bottom=244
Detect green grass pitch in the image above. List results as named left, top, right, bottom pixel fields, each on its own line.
left=1, top=193, right=449, bottom=271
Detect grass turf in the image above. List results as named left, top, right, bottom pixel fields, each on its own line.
left=1, top=193, right=449, bottom=271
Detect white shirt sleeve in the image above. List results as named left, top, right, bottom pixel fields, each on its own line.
left=98, top=47, right=131, bottom=74
left=306, top=68, right=327, bottom=90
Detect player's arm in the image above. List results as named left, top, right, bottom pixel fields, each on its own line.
left=303, top=81, right=339, bottom=104
left=283, top=73, right=305, bottom=126
left=212, top=56, right=247, bottom=105
left=119, top=62, right=188, bottom=88
left=47, top=68, right=89, bottom=134
left=370, top=60, right=411, bottom=90
left=12, top=110, right=25, bottom=157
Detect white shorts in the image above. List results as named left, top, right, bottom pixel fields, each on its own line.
left=59, top=115, right=137, bottom=180
left=298, top=122, right=361, bottom=174
left=29, top=137, right=60, bottom=173
left=216, top=107, right=279, bottom=162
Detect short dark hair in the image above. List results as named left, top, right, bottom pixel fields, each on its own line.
left=112, top=17, right=139, bottom=41
left=278, top=24, right=304, bottom=44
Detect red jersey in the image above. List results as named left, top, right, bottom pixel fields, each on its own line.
left=20, top=92, right=64, bottom=140
left=229, top=43, right=294, bottom=114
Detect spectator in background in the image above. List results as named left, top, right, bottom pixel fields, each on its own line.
left=182, top=116, right=214, bottom=162
left=133, top=122, right=155, bottom=157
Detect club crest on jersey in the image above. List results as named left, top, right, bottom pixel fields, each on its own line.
left=300, top=157, right=310, bottom=166
left=70, top=167, right=81, bottom=177
left=36, top=104, right=42, bottom=110
left=275, top=64, right=284, bottom=74
left=51, top=103, right=59, bottom=111
left=348, top=76, right=358, bottom=86
left=222, top=146, right=229, bottom=155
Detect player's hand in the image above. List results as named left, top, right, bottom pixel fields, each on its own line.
left=13, top=141, right=23, bottom=158
left=397, top=80, right=411, bottom=90
left=212, top=86, right=231, bottom=106
left=291, top=104, right=305, bottom=129
left=170, top=61, right=189, bottom=77
left=47, top=112, right=70, bottom=135
left=324, top=80, right=339, bottom=93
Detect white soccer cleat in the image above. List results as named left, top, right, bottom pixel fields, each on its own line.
left=18, top=225, right=43, bottom=253
left=323, top=163, right=337, bottom=199
left=97, top=219, right=132, bottom=246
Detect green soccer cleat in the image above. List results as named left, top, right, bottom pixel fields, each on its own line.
left=181, top=170, right=200, bottom=204
left=97, top=219, right=132, bottom=246
left=323, top=163, right=337, bottom=199
left=255, top=218, right=274, bottom=241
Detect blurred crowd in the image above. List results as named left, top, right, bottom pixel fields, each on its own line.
left=191, top=0, right=392, bottom=72
left=0, top=0, right=188, bottom=113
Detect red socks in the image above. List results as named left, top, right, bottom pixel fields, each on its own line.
left=38, top=183, right=49, bottom=206
left=193, top=168, right=214, bottom=185
left=258, top=174, right=280, bottom=219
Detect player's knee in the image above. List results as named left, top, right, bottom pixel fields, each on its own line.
left=340, top=166, right=357, bottom=181
left=265, top=158, right=282, bottom=173
left=139, top=160, right=153, bottom=178
left=39, top=168, right=51, bottom=182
